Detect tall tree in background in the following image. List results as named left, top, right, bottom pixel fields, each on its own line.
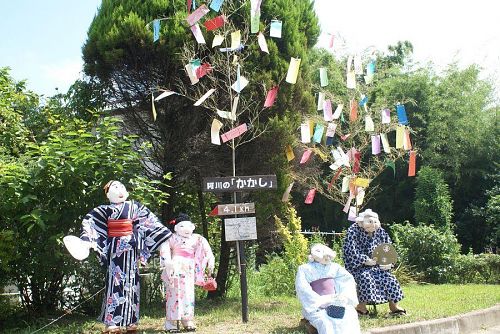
left=82, top=0, right=319, bottom=296
left=424, top=65, right=498, bottom=252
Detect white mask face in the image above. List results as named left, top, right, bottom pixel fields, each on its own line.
left=174, top=221, right=195, bottom=238
left=361, top=218, right=381, bottom=233
left=106, top=181, right=129, bottom=204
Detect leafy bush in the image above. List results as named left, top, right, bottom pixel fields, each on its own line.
left=0, top=110, right=170, bottom=315
left=448, top=253, right=500, bottom=284
left=391, top=223, right=461, bottom=283
left=414, top=166, right=453, bottom=230
left=256, top=206, right=308, bottom=296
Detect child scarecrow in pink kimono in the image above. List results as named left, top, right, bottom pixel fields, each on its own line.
left=78, top=181, right=172, bottom=334
left=160, top=213, right=215, bottom=332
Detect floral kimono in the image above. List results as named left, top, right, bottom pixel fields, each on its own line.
left=81, top=200, right=171, bottom=327
left=161, top=233, right=214, bottom=322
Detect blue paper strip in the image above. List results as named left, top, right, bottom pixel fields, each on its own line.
left=210, top=0, right=224, bottom=12
left=367, top=61, right=375, bottom=75
left=153, top=19, right=160, bottom=42
left=359, top=95, right=368, bottom=107
left=326, top=136, right=335, bottom=146
left=396, top=104, right=408, bottom=125
left=313, top=124, right=325, bottom=143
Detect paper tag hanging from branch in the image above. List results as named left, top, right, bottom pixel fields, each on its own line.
left=304, top=188, right=316, bottom=204
left=408, top=150, right=416, bottom=176
left=285, top=57, right=301, bottom=84
left=151, top=93, right=157, bottom=121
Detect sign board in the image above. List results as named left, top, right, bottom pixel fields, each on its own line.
left=216, top=203, right=255, bottom=216
left=203, top=175, right=277, bottom=192
left=224, top=217, right=257, bottom=241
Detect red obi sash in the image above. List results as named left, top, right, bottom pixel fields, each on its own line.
left=108, top=219, right=133, bottom=237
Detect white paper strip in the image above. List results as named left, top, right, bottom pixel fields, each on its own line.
left=155, top=90, right=176, bottom=101
left=194, top=88, right=216, bottom=106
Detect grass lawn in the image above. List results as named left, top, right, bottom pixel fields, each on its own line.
left=6, top=284, right=500, bottom=334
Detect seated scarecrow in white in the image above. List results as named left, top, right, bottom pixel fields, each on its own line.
left=295, top=243, right=361, bottom=334
left=160, top=213, right=215, bottom=332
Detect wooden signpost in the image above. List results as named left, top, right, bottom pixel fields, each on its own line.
left=203, top=174, right=276, bottom=323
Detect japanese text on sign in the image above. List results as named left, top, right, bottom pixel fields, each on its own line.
left=203, top=175, right=277, bottom=192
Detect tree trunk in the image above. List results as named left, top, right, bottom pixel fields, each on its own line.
left=208, top=223, right=231, bottom=298
left=196, top=174, right=209, bottom=240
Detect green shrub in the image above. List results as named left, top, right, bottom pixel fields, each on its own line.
left=449, top=253, right=500, bottom=284
left=414, top=167, right=453, bottom=230
left=256, top=206, right=308, bottom=296
left=391, top=223, right=461, bottom=283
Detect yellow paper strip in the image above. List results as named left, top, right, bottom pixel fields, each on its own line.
left=380, top=133, right=391, bottom=153
left=365, top=115, right=374, bottom=132
left=346, top=71, right=356, bottom=89
left=230, top=30, right=241, bottom=50
left=285, top=57, right=301, bottom=84
left=396, top=125, right=404, bottom=149
left=285, top=145, right=295, bottom=161
left=354, top=178, right=370, bottom=188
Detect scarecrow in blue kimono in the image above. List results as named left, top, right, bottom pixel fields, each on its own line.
left=342, top=209, right=406, bottom=316
left=295, top=243, right=361, bottom=334
left=79, top=181, right=172, bottom=334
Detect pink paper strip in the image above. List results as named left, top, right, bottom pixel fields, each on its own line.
left=323, top=99, right=333, bottom=121
left=300, top=149, right=313, bottom=164
left=342, top=195, right=353, bottom=213
left=186, top=4, right=209, bottom=26
left=305, top=188, right=316, bottom=204
left=264, top=86, right=279, bottom=108
left=404, top=129, right=412, bottom=150
left=381, top=108, right=391, bottom=124
left=371, top=134, right=381, bottom=155
left=221, top=123, right=248, bottom=143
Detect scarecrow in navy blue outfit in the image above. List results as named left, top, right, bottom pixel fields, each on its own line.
left=342, top=209, right=406, bottom=316
left=79, top=181, right=172, bottom=333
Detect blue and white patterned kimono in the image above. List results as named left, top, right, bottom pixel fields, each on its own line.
left=81, top=200, right=172, bottom=327
left=342, top=223, right=404, bottom=304
left=295, top=261, right=361, bottom=334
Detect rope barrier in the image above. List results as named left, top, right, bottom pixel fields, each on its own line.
left=30, top=287, right=105, bottom=334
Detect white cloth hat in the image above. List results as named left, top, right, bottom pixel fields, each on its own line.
left=355, top=208, right=379, bottom=222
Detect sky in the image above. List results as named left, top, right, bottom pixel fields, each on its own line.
left=1, top=0, right=499, bottom=98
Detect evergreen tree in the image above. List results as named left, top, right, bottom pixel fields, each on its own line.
left=82, top=0, right=320, bottom=296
